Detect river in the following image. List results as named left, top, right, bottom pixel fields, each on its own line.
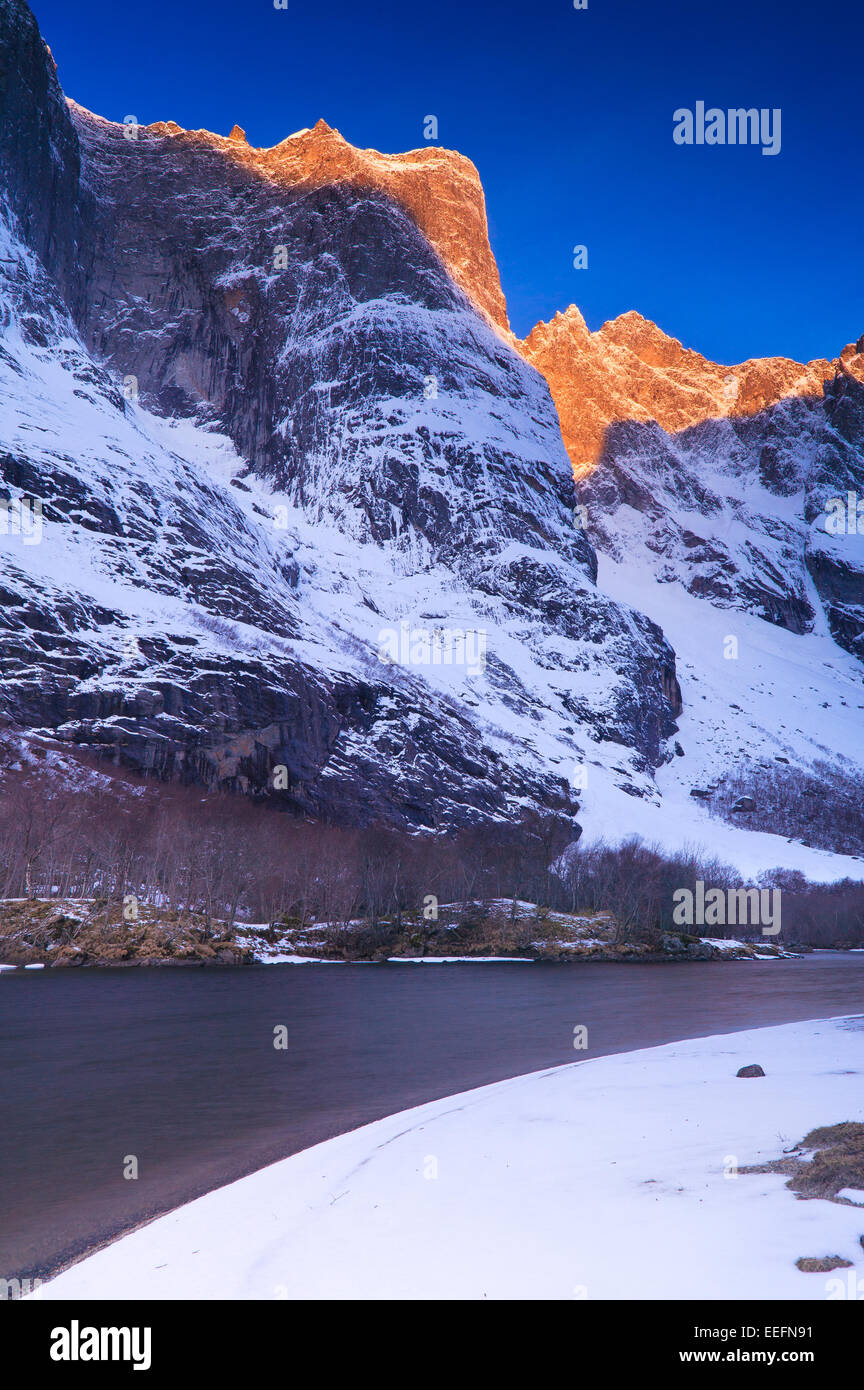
left=2, top=954, right=863, bottom=1283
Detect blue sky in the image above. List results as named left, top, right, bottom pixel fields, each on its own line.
left=32, top=0, right=864, bottom=364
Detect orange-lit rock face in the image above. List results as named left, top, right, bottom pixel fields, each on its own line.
left=523, top=306, right=864, bottom=478
left=83, top=106, right=864, bottom=467
left=138, top=115, right=509, bottom=332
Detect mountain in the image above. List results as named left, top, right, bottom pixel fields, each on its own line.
left=523, top=306, right=864, bottom=651
left=0, top=0, right=862, bottom=876
left=0, top=0, right=682, bottom=842
left=522, top=306, right=859, bottom=476
left=521, top=308, right=864, bottom=868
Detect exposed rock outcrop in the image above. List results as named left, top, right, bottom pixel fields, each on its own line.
left=522, top=304, right=864, bottom=661
left=522, top=304, right=864, bottom=477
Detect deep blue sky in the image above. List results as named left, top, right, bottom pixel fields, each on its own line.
left=31, top=0, right=864, bottom=364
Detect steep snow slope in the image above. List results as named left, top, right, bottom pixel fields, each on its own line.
left=589, top=553, right=864, bottom=878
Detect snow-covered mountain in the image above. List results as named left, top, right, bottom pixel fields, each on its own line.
left=523, top=306, right=864, bottom=653
left=0, top=0, right=682, bottom=839
left=1, top=0, right=862, bottom=876
left=523, top=309, right=864, bottom=872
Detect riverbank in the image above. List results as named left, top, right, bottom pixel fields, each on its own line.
left=34, top=1014, right=864, bottom=1300
left=0, top=898, right=253, bottom=967
left=0, top=897, right=805, bottom=967
left=6, top=956, right=864, bottom=1285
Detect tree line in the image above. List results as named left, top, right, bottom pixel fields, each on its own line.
left=0, top=756, right=861, bottom=945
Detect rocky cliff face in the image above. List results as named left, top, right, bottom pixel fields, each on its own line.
left=522, top=304, right=864, bottom=659
left=0, top=0, right=685, bottom=839
left=67, top=102, right=573, bottom=568
left=0, top=0, right=81, bottom=303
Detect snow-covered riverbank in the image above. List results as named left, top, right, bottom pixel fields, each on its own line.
left=37, top=1015, right=864, bottom=1300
